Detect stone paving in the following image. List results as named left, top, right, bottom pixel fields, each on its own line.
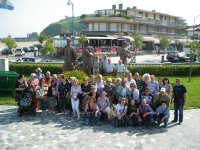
left=0, top=106, right=200, bottom=150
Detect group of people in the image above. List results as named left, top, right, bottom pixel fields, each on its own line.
left=62, top=39, right=132, bottom=76
left=15, top=67, right=187, bottom=128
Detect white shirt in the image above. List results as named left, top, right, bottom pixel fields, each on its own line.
left=70, top=86, right=82, bottom=100
left=124, top=78, right=136, bottom=88
left=105, top=63, right=115, bottom=73
left=116, top=64, right=125, bottom=73
left=114, top=104, right=127, bottom=116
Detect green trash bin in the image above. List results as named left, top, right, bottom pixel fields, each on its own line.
left=0, top=71, right=19, bottom=91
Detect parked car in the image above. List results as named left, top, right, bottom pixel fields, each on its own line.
left=16, top=57, right=42, bottom=62
left=23, top=47, right=31, bottom=53
left=1, top=48, right=12, bottom=55
left=166, top=51, right=191, bottom=63
left=29, top=46, right=38, bottom=52
left=15, top=48, right=25, bottom=56
left=33, top=44, right=43, bottom=50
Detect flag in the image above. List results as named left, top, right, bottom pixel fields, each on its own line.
left=0, top=0, right=14, bottom=10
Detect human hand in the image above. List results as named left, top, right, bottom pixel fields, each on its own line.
left=118, top=115, right=122, bottom=120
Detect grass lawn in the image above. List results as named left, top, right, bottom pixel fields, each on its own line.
left=0, top=76, right=200, bottom=109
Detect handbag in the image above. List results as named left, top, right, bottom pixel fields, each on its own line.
left=105, top=106, right=112, bottom=114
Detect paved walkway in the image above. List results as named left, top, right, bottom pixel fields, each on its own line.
left=0, top=106, right=200, bottom=150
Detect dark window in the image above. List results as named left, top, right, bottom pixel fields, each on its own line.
left=154, top=14, right=156, bottom=19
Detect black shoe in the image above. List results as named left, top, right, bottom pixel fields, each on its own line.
left=178, top=122, right=182, bottom=125
left=171, top=120, right=177, bottom=123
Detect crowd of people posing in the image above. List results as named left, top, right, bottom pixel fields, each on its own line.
left=15, top=67, right=187, bottom=128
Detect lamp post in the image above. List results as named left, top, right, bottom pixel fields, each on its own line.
left=65, top=16, right=68, bottom=34
left=67, top=0, right=74, bottom=45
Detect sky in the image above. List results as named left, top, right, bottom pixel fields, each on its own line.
left=0, top=0, right=200, bottom=38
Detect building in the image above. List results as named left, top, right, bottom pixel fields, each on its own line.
left=81, top=4, right=185, bottom=37
left=186, top=25, right=200, bottom=39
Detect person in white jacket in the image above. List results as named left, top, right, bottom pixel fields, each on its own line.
left=70, top=78, right=82, bottom=120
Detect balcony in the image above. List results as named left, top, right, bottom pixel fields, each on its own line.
left=82, top=16, right=134, bottom=24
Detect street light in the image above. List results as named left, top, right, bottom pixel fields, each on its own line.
left=67, top=0, right=74, bottom=45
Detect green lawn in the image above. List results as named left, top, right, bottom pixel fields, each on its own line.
left=0, top=76, right=200, bottom=109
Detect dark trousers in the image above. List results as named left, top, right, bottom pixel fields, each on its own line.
left=156, top=114, right=169, bottom=126
left=100, top=111, right=108, bottom=121
left=174, top=103, right=184, bottom=123
left=113, top=115, right=129, bottom=127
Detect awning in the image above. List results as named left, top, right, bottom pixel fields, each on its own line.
left=154, top=39, right=160, bottom=44
left=117, top=36, right=134, bottom=41
left=174, top=39, right=193, bottom=43
left=141, top=36, right=157, bottom=42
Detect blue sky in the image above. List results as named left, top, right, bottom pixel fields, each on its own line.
left=0, top=0, right=200, bottom=38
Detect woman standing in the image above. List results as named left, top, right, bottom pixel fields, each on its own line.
left=96, top=74, right=105, bottom=95
left=103, top=78, right=115, bottom=107
left=70, top=78, right=82, bottom=120
left=80, top=77, right=91, bottom=110
left=128, top=99, right=141, bottom=126
left=140, top=73, right=150, bottom=93
left=28, top=73, right=39, bottom=111
left=163, top=77, right=172, bottom=96
left=15, top=74, right=28, bottom=102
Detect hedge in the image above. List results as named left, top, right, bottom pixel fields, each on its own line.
left=9, top=63, right=200, bottom=76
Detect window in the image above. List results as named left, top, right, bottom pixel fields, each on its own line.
left=165, top=16, right=167, bottom=20
left=154, top=14, right=156, bottom=19
left=139, top=12, right=143, bottom=16
left=159, top=15, right=163, bottom=20
left=146, top=13, right=148, bottom=17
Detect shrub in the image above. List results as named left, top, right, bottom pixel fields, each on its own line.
left=63, top=70, right=88, bottom=84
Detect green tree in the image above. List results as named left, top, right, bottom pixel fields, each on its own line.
left=175, top=18, right=188, bottom=36
left=159, top=36, right=171, bottom=54
left=40, top=38, right=55, bottom=57
left=2, top=35, right=17, bottom=52
left=78, top=34, right=88, bottom=48
left=80, top=14, right=88, bottom=19
left=188, top=41, right=200, bottom=82
left=38, top=33, right=46, bottom=45
left=132, top=34, right=144, bottom=63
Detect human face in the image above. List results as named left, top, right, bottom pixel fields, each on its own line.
left=162, top=103, right=167, bottom=109
left=176, top=79, right=181, bottom=86
left=145, top=90, right=150, bottom=95
left=135, top=73, right=139, bottom=79
left=101, top=92, right=106, bottom=97
left=130, top=84, right=136, bottom=90
left=120, top=99, right=126, bottom=105
left=141, top=99, right=146, bottom=106
left=130, top=100, right=136, bottom=106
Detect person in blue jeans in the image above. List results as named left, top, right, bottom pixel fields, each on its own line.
left=171, top=78, right=187, bottom=125
left=155, top=101, right=170, bottom=127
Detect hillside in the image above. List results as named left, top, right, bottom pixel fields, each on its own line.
left=41, top=16, right=88, bottom=37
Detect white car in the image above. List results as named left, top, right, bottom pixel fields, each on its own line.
left=15, top=48, right=25, bottom=56
left=16, top=57, right=42, bottom=62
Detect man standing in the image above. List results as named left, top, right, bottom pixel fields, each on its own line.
left=105, top=58, right=115, bottom=76
left=171, top=78, right=187, bottom=125
left=116, top=60, right=125, bottom=77
left=63, top=39, right=76, bottom=71
left=119, top=41, right=132, bottom=67
left=82, top=41, right=95, bottom=75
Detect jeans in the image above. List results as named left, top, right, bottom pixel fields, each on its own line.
left=84, top=112, right=100, bottom=126
left=71, top=98, right=80, bottom=118
left=39, top=99, right=47, bottom=111
left=156, top=114, right=169, bottom=126
left=113, top=115, right=129, bottom=127
left=174, top=103, right=184, bottom=123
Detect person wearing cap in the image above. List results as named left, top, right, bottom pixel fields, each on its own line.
left=82, top=41, right=95, bottom=75
left=119, top=41, right=132, bottom=67
left=147, top=74, right=158, bottom=96
left=155, top=101, right=170, bottom=127
left=171, top=78, right=187, bottom=125
left=153, top=87, right=170, bottom=111
left=35, top=68, right=44, bottom=81
left=63, top=39, right=76, bottom=71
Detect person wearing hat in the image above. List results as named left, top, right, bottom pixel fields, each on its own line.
left=153, top=87, right=170, bottom=111
left=62, top=39, right=76, bottom=71
left=35, top=68, right=44, bottom=81
left=119, top=41, right=132, bottom=68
